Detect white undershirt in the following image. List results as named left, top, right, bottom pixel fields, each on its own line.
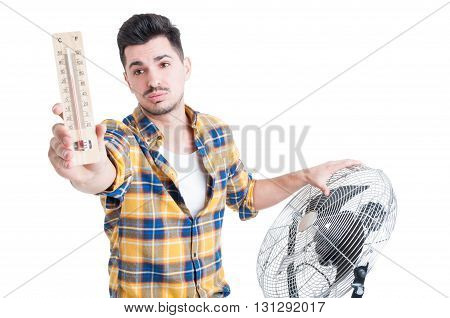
left=158, top=146, right=208, bottom=218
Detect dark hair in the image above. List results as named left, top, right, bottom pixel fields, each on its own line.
left=117, top=13, right=184, bottom=68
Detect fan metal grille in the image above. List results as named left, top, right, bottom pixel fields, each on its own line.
left=256, top=165, right=397, bottom=297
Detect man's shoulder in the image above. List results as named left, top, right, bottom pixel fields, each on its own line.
left=195, top=111, right=231, bottom=132
left=195, top=111, right=236, bottom=149
left=100, top=118, right=136, bottom=139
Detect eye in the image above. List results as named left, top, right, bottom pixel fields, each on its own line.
left=133, top=69, right=144, bottom=76
left=161, top=62, right=170, bottom=68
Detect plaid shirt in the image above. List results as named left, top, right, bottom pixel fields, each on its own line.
left=95, top=104, right=259, bottom=298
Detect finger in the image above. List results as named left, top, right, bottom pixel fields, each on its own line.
left=52, top=103, right=64, bottom=120
left=321, top=185, right=330, bottom=197
left=52, top=123, right=72, bottom=147
left=50, top=137, right=73, bottom=160
left=49, top=146, right=73, bottom=169
left=334, top=159, right=362, bottom=170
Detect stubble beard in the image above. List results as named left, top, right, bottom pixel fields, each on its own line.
left=139, top=92, right=184, bottom=116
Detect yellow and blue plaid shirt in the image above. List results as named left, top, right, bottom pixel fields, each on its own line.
left=95, top=104, right=259, bottom=298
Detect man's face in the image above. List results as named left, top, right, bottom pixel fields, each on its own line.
left=123, top=36, right=191, bottom=116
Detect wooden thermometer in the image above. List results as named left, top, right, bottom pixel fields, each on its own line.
left=52, top=31, right=100, bottom=166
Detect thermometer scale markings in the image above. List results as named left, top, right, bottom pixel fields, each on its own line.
left=52, top=32, right=99, bottom=165
left=64, top=47, right=84, bottom=132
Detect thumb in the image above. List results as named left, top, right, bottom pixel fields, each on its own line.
left=95, top=124, right=107, bottom=150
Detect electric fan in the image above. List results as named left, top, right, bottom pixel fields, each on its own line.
left=256, top=165, right=397, bottom=298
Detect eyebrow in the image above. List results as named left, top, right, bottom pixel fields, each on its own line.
left=128, top=54, right=173, bottom=69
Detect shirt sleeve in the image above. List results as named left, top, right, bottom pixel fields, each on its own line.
left=94, top=119, right=133, bottom=198
left=225, top=129, right=259, bottom=221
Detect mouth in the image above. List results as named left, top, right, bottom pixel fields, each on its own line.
left=146, top=92, right=168, bottom=103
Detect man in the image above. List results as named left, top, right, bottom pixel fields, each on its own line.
left=48, top=13, right=360, bottom=298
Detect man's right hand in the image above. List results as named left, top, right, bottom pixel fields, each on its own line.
left=48, top=103, right=110, bottom=185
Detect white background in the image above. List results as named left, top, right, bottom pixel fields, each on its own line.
left=0, top=0, right=449, bottom=316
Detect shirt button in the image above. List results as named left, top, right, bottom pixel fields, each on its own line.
left=193, top=252, right=197, bottom=258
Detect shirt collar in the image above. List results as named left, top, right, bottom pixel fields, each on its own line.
left=130, top=103, right=198, bottom=148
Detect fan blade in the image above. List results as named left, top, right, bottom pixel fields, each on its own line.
left=358, top=202, right=387, bottom=231
left=287, top=263, right=299, bottom=297
left=307, top=185, right=369, bottom=218
left=314, top=214, right=366, bottom=281
left=286, top=185, right=368, bottom=297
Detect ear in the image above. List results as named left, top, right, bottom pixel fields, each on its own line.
left=183, top=57, right=192, bottom=81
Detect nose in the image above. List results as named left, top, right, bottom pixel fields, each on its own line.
left=146, top=70, right=161, bottom=89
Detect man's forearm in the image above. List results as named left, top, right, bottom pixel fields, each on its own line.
left=70, top=159, right=117, bottom=195
left=253, top=170, right=308, bottom=210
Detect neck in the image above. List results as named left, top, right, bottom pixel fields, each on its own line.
left=141, top=100, right=195, bottom=154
